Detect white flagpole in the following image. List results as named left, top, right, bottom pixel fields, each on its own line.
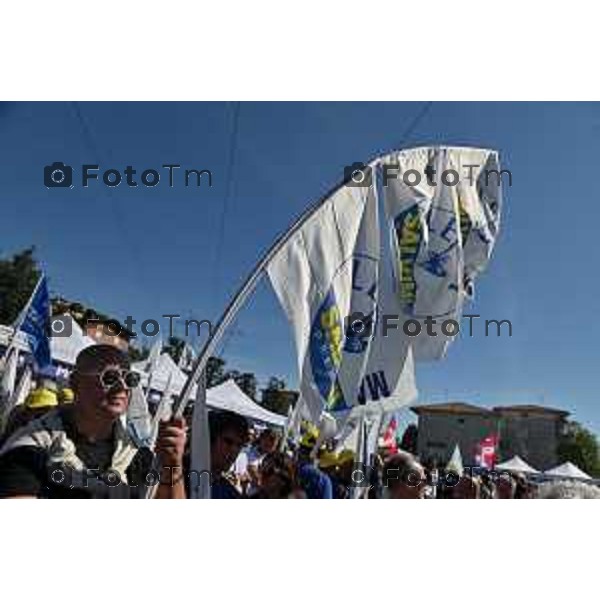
left=190, top=369, right=210, bottom=499
left=171, top=166, right=382, bottom=419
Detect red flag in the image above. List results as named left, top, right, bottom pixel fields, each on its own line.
left=383, top=417, right=398, bottom=452
left=475, top=434, right=498, bottom=469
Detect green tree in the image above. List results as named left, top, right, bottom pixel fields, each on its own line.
left=230, top=371, right=258, bottom=400
left=163, top=336, right=186, bottom=364
left=206, top=356, right=227, bottom=388
left=0, top=247, right=42, bottom=324
left=128, top=343, right=150, bottom=363
left=557, top=420, right=600, bottom=477
left=261, top=377, right=298, bottom=416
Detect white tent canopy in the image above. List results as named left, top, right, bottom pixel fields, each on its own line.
left=544, top=461, right=591, bottom=480
left=133, top=352, right=187, bottom=392
left=50, top=319, right=97, bottom=365
left=132, top=356, right=286, bottom=427
left=206, top=379, right=286, bottom=427
left=495, top=455, right=539, bottom=474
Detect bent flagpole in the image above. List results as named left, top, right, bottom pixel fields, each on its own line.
left=170, top=168, right=374, bottom=418
left=174, top=145, right=502, bottom=418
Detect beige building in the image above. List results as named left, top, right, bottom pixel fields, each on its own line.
left=411, top=402, right=569, bottom=470
left=493, top=405, right=569, bottom=471
left=412, top=403, right=498, bottom=466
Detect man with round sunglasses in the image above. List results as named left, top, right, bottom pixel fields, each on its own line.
left=0, top=344, right=187, bottom=499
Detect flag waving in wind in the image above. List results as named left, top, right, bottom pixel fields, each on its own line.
left=19, top=275, right=51, bottom=370
left=268, top=180, right=380, bottom=421
left=268, top=171, right=417, bottom=421
left=383, top=147, right=502, bottom=359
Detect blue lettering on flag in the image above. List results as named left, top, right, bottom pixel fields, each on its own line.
left=20, top=276, right=51, bottom=369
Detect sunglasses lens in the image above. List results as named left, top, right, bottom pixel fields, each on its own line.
left=101, top=369, right=122, bottom=388
left=124, top=372, right=141, bottom=389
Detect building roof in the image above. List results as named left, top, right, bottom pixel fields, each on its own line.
left=493, top=404, right=570, bottom=418
left=411, top=402, right=495, bottom=417
left=410, top=401, right=570, bottom=419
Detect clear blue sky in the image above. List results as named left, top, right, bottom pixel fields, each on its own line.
left=1, top=101, right=599, bottom=433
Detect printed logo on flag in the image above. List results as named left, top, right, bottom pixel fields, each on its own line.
left=309, top=289, right=347, bottom=412
left=393, top=204, right=424, bottom=315
left=309, top=253, right=379, bottom=413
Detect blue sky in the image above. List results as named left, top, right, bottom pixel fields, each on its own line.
left=1, top=101, right=599, bottom=433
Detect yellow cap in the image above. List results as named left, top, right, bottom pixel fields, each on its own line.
left=337, top=449, right=355, bottom=465
left=25, top=388, right=58, bottom=410
left=299, top=421, right=319, bottom=448
left=318, top=451, right=339, bottom=469
left=58, top=387, right=75, bottom=404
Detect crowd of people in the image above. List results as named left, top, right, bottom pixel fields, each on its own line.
left=0, top=343, right=599, bottom=500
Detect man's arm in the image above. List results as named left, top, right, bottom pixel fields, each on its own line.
left=153, top=417, right=187, bottom=499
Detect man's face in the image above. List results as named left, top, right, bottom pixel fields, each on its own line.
left=259, top=432, right=277, bottom=454
left=73, top=362, right=131, bottom=420
left=212, top=428, right=246, bottom=474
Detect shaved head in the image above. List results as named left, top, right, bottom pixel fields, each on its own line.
left=75, top=344, right=130, bottom=373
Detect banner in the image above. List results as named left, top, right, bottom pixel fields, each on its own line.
left=19, top=275, right=51, bottom=369
left=383, top=147, right=502, bottom=359
left=268, top=181, right=378, bottom=420
left=474, top=434, right=499, bottom=469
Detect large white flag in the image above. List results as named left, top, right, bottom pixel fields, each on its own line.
left=269, top=175, right=417, bottom=421
left=383, top=146, right=502, bottom=359
left=268, top=182, right=378, bottom=420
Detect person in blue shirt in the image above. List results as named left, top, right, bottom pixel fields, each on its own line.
left=295, top=426, right=333, bottom=499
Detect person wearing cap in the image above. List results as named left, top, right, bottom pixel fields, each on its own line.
left=0, top=387, right=59, bottom=445
left=295, top=424, right=333, bottom=499
left=57, top=387, right=75, bottom=405
left=318, top=449, right=353, bottom=499
left=242, top=427, right=279, bottom=495
left=0, top=344, right=187, bottom=499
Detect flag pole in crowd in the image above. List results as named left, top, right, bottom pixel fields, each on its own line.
left=171, top=173, right=359, bottom=419
left=0, top=273, right=45, bottom=373
left=175, top=148, right=502, bottom=481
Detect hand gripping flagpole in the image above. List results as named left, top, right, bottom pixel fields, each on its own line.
left=170, top=163, right=380, bottom=420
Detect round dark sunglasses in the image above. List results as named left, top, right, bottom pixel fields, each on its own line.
left=81, top=366, right=141, bottom=391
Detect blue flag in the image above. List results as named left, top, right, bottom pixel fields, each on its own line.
left=20, top=275, right=51, bottom=369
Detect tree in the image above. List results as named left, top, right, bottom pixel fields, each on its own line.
left=163, top=336, right=185, bottom=364
left=0, top=247, right=42, bottom=324
left=266, top=376, right=286, bottom=392
left=128, top=343, right=150, bottom=363
left=231, top=371, right=258, bottom=400
left=557, top=420, right=600, bottom=477
left=205, top=356, right=227, bottom=388
left=261, top=377, right=298, bottom=416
